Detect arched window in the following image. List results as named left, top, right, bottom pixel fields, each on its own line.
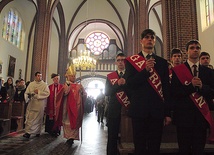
left=85, top=32, right=110, bottom=55
left=200, top=0, right=214, bottom=30
left=2, top=9, right=24, bottom=49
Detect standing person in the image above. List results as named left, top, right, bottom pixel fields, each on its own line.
left=169, top=48, right=183, bottom=82
left=14, top=79, right=26, bottom=102
left=105, top=53, right=130, bottom=155
left=125, top=29, right=171, bottom=155
left=45, top=73, right=64, bottom=137
left=170, top=48, right=183, bottom=67
left=96, top=89, right=105, bottom=123
left=199, top=51, right=213, bottom=69
left=171, top=40, right=214, bottom=155
left=23, top=72, right=50, bottom=138
left=4, top=77, right=15, bottom=102
left=0, top=78, right=7, bottom=103
left=62, top=65, right=87, bottom=145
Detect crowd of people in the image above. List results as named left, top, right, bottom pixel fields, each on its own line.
left=0, top=28, right=214, bottom=155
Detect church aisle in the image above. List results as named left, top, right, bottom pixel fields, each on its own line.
left=0, top=111, right=108, bottom=155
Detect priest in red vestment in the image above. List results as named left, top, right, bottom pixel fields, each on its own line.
left=45, top=73, right=64, bottom=137
left=62, top=65, right=87, bottom=145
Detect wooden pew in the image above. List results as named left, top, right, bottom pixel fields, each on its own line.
left=0, top=101, right=12, bottom=138
left=11, top=101, right=24, bottom=132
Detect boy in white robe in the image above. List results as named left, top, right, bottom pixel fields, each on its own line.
left=23, top=72, right=50, bottom=138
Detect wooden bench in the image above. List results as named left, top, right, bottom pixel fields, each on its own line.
left=0, top=101, right=12, bottom=138
left=118, top=109, right=214, bottom=155
left=11, top=101, right=25, bottom=132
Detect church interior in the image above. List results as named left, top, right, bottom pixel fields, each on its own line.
left=0, top=0, right=214, bottom=154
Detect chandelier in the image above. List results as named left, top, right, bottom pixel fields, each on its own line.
left=73, top=50, right=97, bottom=70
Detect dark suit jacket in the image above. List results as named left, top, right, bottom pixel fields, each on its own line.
left=0, top=86, right=7, bottom=102
left=171, top=62, right=214, bottom=127
left=125, top=52, right=171, bottom=119
left=105, top=71, right=127, bottom=118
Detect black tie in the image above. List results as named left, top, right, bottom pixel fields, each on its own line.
left=119, top=72, right=123, bottom=78
left=146, top=54, right=152, bottom=60
left=193, top=65, right=197, bottom=77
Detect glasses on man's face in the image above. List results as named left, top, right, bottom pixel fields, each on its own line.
left=189, top=46, right=201, bottom=50
left=116, top=59, right=125, bottom=62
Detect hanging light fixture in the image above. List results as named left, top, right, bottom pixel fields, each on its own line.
left=72, top=48, right=97, bottom=70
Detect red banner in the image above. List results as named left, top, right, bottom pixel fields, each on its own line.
left=107, top=71, right=130, bottom=108
left=126, top=55, right=164, bottom=101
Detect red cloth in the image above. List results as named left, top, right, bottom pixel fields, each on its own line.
left=46, top=83, right=64, bottom=130
left=53, top=87, right=65, bottom=129
left=46, top=84, right=63, bottom=119
left=67, top=84, right=85, bottom=129
left=67, top=86, right=77, bottom=129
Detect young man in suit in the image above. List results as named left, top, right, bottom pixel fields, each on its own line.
left=125, top=29, right=171, bottom=155
left=105, top=53, right=129, bottom=155
left=199, top=51, right=213, bottom=69
left=171, top=40, right=214, bottom=154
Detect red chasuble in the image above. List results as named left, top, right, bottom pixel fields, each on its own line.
left=173, top=64, right=214, bottom=142
left=67, top=84, right=85, bottom=129
left=107, top=71, right=130, bottom=108
left=126, top=54, right=164, bottom=101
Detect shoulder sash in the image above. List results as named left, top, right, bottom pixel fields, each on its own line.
left=126, top=55, right=164, bottom=101
left=173, top=64, right=214, bottom=142
left=107, top=71, right=130, bottom=108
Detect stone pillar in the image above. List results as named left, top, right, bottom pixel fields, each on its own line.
left=31, top=0, right=59, bottom=81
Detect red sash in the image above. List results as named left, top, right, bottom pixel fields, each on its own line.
left=126, top=54, right=164, bottom=101
left=173, top=64, right=214, bottom=142
left=107, top=71, right=130, bottom=108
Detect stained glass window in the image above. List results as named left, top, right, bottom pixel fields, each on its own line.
left=85, top=32, right=110, bottom=55
left=2, top=9, right=24, bottom=49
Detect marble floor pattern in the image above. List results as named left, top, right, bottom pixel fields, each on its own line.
left=0, top=111, right=108, bottom=155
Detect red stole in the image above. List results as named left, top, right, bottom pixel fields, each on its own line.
left=126, top=54, right=164, bottom=101
left=107, top=71, right=130, bottom=108
left=173, top=64, right=214, bottom=142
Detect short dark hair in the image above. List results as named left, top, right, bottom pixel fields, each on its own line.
left=20, top=79, right=25, bottom=82
left=199, top=51, right=210, bottom=59
left=116, top=53, right=125, bottom=58
left=185, top=39, right=201, bottom=51
left=170, top=48, right=183, bottom=58
left=15, top=79, right=20, bottom=84
left=35, top=72, right=41, bottom=76
left=51, top=73, right=59, bottom=79
left=141, top=29, right=156, bottom=39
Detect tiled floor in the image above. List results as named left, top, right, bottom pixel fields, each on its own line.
left=0, top=112, right=108, bottom=155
